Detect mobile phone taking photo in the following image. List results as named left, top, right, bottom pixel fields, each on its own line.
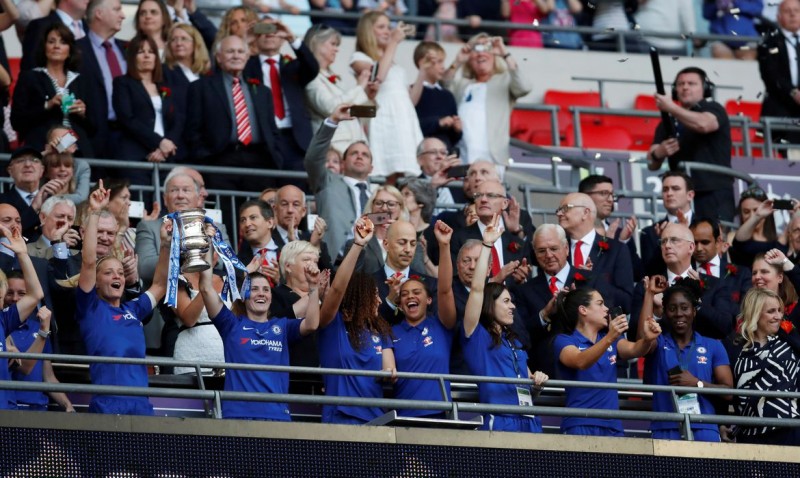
left=56, top=132, right=78, bottom=153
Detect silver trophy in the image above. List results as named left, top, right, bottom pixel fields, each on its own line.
left=175, top=208, right=211, bottom=273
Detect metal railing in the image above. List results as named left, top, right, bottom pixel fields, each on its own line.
left=180, top=4, right=762, bottom=54
left=571, top=77, right=744, bottom=105
left=3, top=351, right=799, bottom=441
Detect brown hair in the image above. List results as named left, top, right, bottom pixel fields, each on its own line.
left=43, top=152, right=76, bottom=194
left=413, top=41, right=445, bottom=67
left=340, top=272, right=393, bottom=350
left=126, top=34, right=163, bottom=83
left=135, top=0, right=172, bottom=43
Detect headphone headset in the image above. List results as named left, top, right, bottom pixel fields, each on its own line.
left=671, top=67, right=715, bottom=101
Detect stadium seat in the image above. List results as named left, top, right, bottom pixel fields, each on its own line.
left=510, top=109, right=557, bottom=146
left=565, top=123, right=633, bottom=150
left=725, top=99, right=763, bottom=157
left=543, top=90, right=603, bottom=142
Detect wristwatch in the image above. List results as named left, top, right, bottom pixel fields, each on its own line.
left=696, top=380, right=704, bottom=388
left=36, top=329, right=51, bottom=340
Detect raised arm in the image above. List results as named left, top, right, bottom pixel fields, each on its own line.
left=13, top=307, right=51, bottom=375
left=78, top=183, right=109, bottom=293
left=0, top=224, right=44, bottom=319
left=735, top=200, right=773, bottom=242
left=299, top=263, right=321, bottom=336
left=144, top=219, right=173, bottom=303
left=637, top=275, right=667, bottom=345
left=434, top=220, right=456, bottom=329
left=198, top=224, right=224, bottom=319
left=319, top=216, right=374, bottom=328
left=463, top=214, right=502, bottom=338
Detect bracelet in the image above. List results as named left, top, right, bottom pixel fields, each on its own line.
left=482, top=242, right=493, bottom=248
left=353, top=242, right=365, bottom=248
left=36, top=329, right=51, bottom=339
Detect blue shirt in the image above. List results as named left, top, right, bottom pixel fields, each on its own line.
left=212, top=306, right=302, bottom=420
left=644, top=332, right=728, bottom=431
left=554, top=330, right=623, bottom=433
left=76, top=288, right=153, bottom=408
left=318, top=312, right=393, bottom=422
left=461, top=325, right=529, bottom=407
left=392, top=315, right=453, bottom=417
left=87, top=31, right=126, bottom=120
left=0, top=305, right=22, bottom=409
left=10, top=313, right=50, bottom=407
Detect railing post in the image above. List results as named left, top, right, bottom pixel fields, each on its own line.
left=764, top=117, right=775, bottom=159
left=572, top=107, right=583, bottom=149
left=213, top=391, right=223, bottom=419
left=550, top=106, right=560, bottom=147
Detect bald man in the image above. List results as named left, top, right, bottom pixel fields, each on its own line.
left=268, top=185, right=332, bottom=270
left=372, top=220, right=437, bottom=324
left=556, top=192, right=634, bottom=312
left=629, top=222, right=735, bottom=342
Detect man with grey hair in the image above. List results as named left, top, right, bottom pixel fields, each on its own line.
left=186, top=34, right=284, bottom=193
left=136, top=169, right=229, bottom=286
left=270, top=185, right=332, bottom=270
left=511, top=224, right=580, bottom=376
left=629, top=222, right=735, bottom=341
left=556, top=192, right=634, bottom=312
left=77, top=0, right=127, bottom=159
left=416, top=137, right=460, bottom=211
left=27, top=196, right=78, bottom=260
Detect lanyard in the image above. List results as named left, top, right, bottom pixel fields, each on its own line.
left=503, top=336, right=522, bottom=378
left=671, top=334, right=697, bottom=371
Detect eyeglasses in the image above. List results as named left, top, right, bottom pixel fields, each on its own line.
left=373, top=200, right=400, bottom=209
left=10, top=157, right=41, bottom=165
left=473, top=193, right=505, bottom=200
left=420, top=149, right=448, bottom=156
left=659, top=236, right=690, bottom=247
left=555, top=204, right=588, bottom=215
left=586, top=190, right=618, bottom=201
left=740, top=187, right=767, bottom=201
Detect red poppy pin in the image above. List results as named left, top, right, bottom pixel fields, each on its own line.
left=508, top=241, right=520, bottom=253
left=597, top=238, right=610, bottom=255
left=781, top=319, right=794, bottom=334
left=787, top=301, right=797, bottom=317
left=724, top=264, right=738, bottom=277
left=328, top=74, right=339, bottom=84
left=246, top=78, right=260, bottom=93
left=282, top=55, right=293, bottom=64
left=159, top=86, right=171, bottom=98
left=574, top=272, right=586, bottom=281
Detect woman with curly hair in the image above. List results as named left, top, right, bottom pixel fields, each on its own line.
left=462, top=214, right=548, bottom=432
left=640, top=276, right=732, bottom=442
left=213, top=6, right=259, bottom=56
left=318, top=216, right=396, bottom=424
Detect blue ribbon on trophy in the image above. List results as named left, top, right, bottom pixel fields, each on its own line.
left=164, top=210, right=250, bottom=308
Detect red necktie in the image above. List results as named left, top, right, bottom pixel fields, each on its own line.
left=232, top=78, right=252, bottom=145
left=258, top=248, right=269, bottom=265
left=266, top=58, right=286, bottom=119
left=702, top=262, right=712, bottom=276
left=102, top=41, right=123, bottom=79
left=573, top=240, right=584, bottom=269
left=549, top=276, right=558, bottom=296
left=490, top=245, right=501, bottom=278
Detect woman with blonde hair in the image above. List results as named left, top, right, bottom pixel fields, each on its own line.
left=213, top=6, right=259, bottom=56
left=164, top=24, right=211, bottom=84
left=443, top=32, right=531, bottom=167
left=303, top=24, right=370, bottom=154
left=350, top=11, right=422, bottom=179
left=734, top=287, right=800, bottom=445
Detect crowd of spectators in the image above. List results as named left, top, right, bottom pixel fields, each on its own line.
left=0, top=0, right=799, bottom=445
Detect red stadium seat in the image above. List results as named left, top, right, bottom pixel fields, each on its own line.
left=543, top=90, right=603, bottom=142
left=565, top=123, right=633, bottom=150
left=725, top=99, right=763, bottom=157
left=511, top=109, right=558, bottom=146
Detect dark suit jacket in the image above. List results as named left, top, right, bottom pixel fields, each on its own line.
left=21, top=12, right=87, bottom=71
left=112, top=75, right=185, bottom=163
left=10, top=69, right=94, bottom=154
left=0, top=187, right=41, bottom=242
left=695, top=256, right=752, bottom=305
left=243, top=45, right=319, bottom=151
left=639, top=219, right=668, bottom=277
left=511, top=266, right=581, bottom=376
left=186, top=71, right=284, bottom=166
left=449, top=223, right=531, bottom=285
left=76, top=35, right=127, bottom=157
left=629, top=273, right=735, bottom=342
left=570, top=235, right=634, bottom=312
left=426, top=207, right=535, bottom=266
left=184, top=9, right=217, bottom=52
left=237, top=230, right=333, bottom=273
left=373, top=268, right=437, bottom=325
left=345, top=235, right=426, bottom=276
left=758, top=28, right=800, bottom=120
